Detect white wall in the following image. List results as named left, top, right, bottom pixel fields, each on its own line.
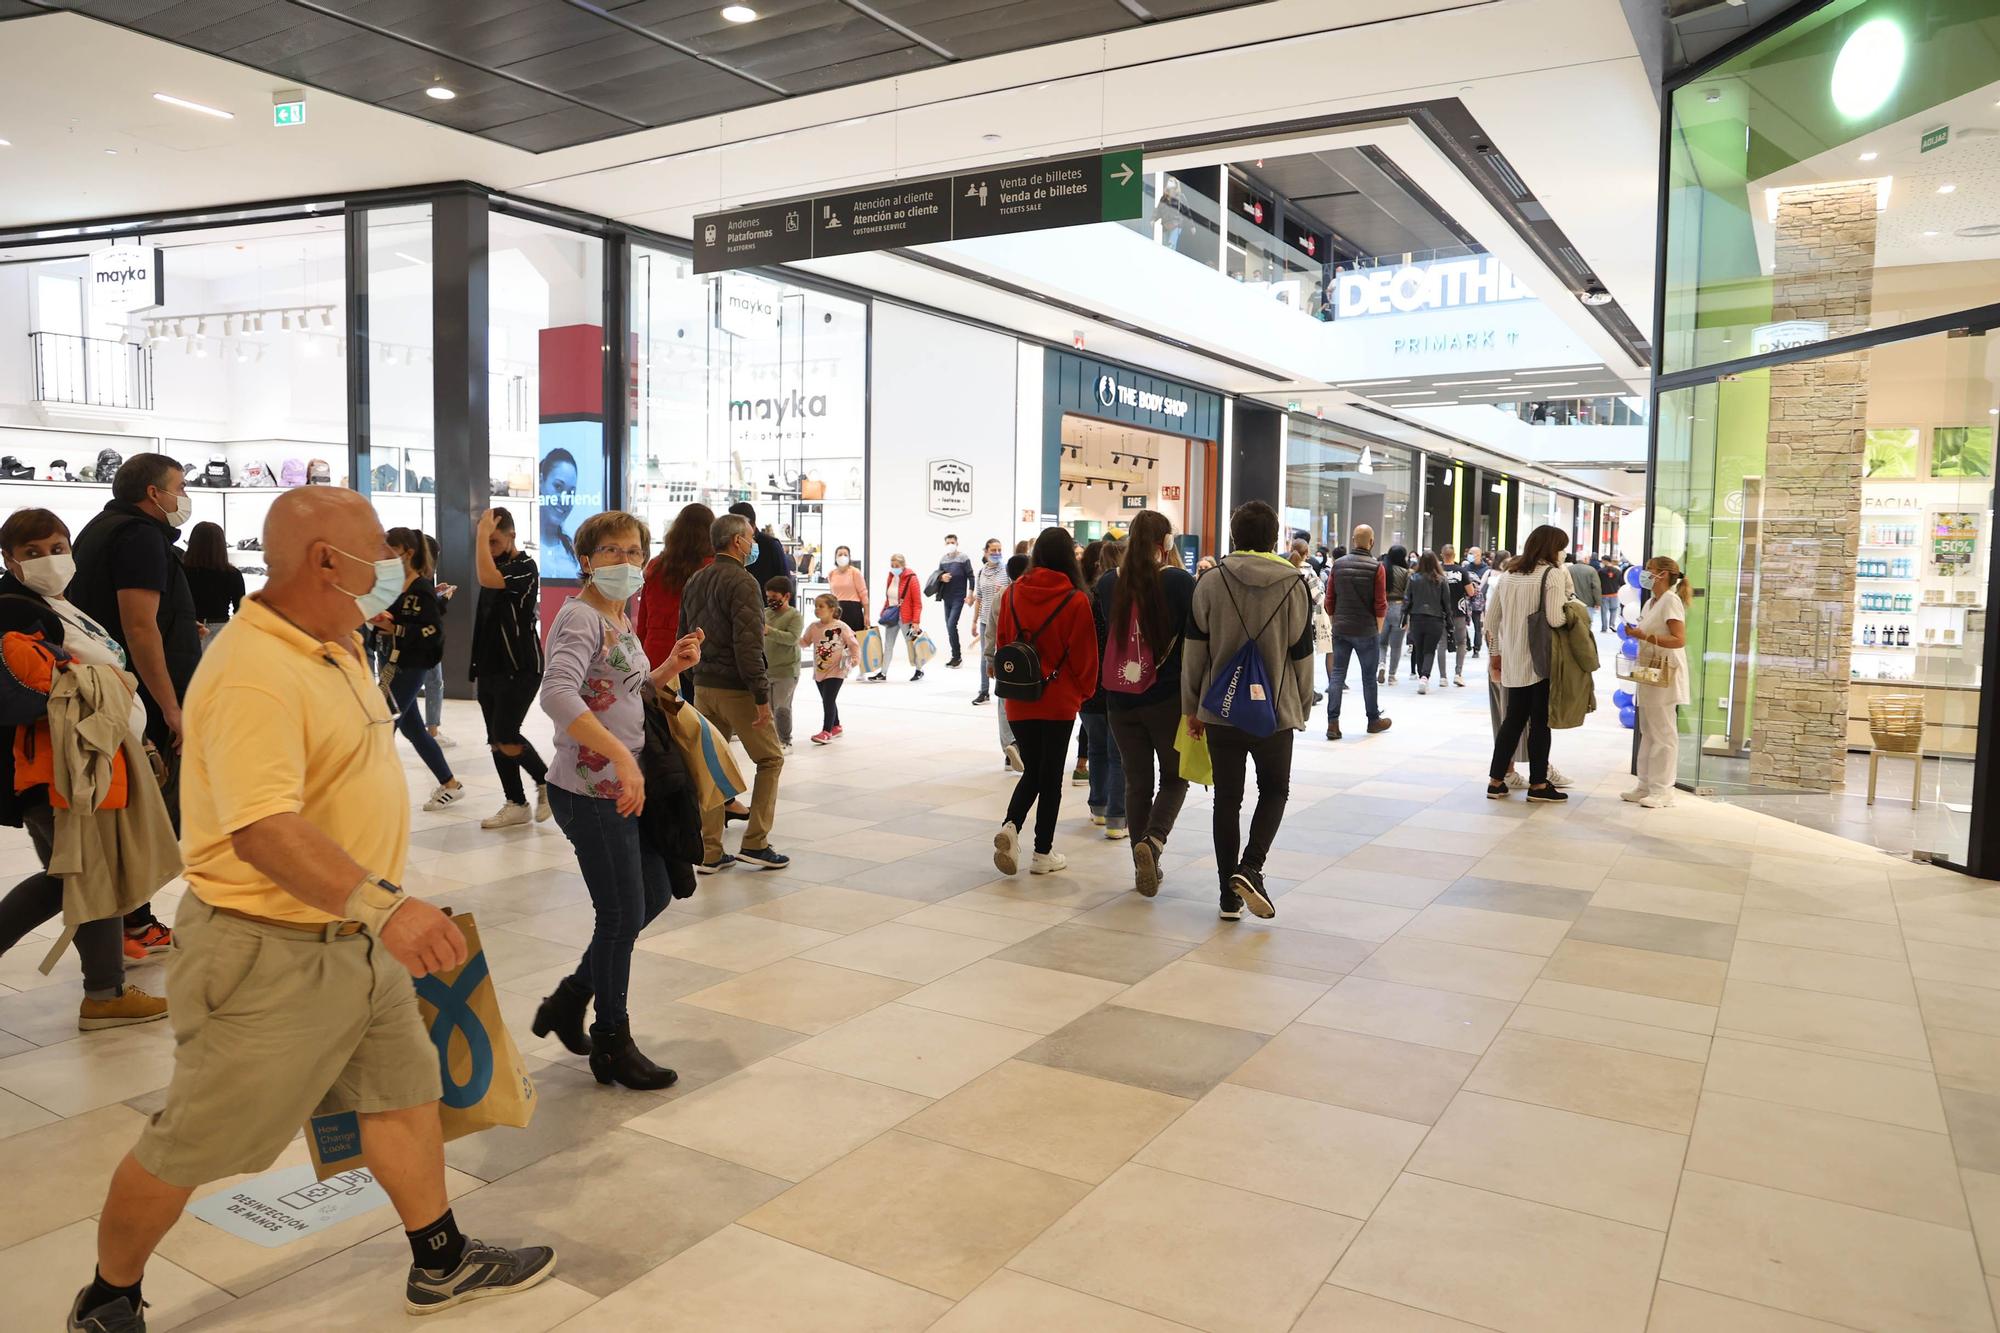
left=1014, top=341, right=1044, bottom=540
left=868, top=303, right=1019, bottom=596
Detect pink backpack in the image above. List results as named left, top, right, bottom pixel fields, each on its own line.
left=280, top=458, right=308, bottom=487
left=1102, top=603, right=1171, bottom=694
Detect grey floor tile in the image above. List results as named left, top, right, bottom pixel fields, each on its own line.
left=1566, top=905, right=1736, bottom=961
left=1020, top=1006, right=1267, bottom=1098
left=1436, top=877, right=1594, bottom=921
left=994, top=923, right=1192, bottom=984
left=444, top=1058, right=681, bottom=1183
left=1942, top=1087, right=2000, bottom=1174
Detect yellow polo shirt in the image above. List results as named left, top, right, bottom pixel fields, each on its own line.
left=181, top=597, right=409, bottom=924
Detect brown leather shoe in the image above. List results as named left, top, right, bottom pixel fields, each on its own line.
left=79, top=985, right=169, bottom=1031
left=1366, top=717, right=1393, bottom=734
left=1325, top=721, right=1341, bottom=740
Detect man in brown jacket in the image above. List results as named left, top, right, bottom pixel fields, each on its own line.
left=680, top=512, right=788, bottom=873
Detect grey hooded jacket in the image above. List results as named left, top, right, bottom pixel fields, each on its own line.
left=1183, top=553, right=1317, bottom=732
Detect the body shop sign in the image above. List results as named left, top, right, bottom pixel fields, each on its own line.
left=88, top=244, right=162, bottom=325
left=1333, top=255, right=1530, bottom=319
left=928, top=459, right=973, bottom=517
left=1095, top=373, right=1189, bottom=419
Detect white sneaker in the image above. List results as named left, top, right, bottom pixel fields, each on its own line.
left=1004, top=744, right=1023, bottom=773
left=1620, top=786, right=1650, bottom=804
left=994, top=822, right=1020, bottom=875
left=1503, top=771, right=1528, bottom=790
left=481, top=802, right=531, bottom=829
left=1548, top=766, right=1574, bottom=789
left=1417, top=680, right=1428, bottom=694
left=1104, top=826, right=1129, bottom=841
left=1091, top=814, right=1107, bottom=826
left=431, top=732, right=456, bottom=750
left=1030, top=851, right=1068, bottom=874
left=1640, top=790, right=1676, bottom=809
left=423, top=782, right=464, bottom=811
left=534, top=784, right=551, bottom=822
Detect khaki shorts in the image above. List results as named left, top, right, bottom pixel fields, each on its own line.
left=134, top=895, right=442, bottom=1188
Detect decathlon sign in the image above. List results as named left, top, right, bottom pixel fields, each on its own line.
left=928, top=458, right=973, bottom=517
left=1333, top=255, right=1531, bottom=319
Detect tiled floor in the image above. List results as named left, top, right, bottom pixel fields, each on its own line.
left=6, top=642, right=2000, bottom=1331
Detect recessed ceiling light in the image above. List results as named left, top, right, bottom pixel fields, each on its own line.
left=103, top=148, right=117, bottom=155
left=0, top=139, right=10, bottom=147
left=425, top=85, right=456, bottom=101
left=152, top=92, right=233, bottom=120
left=1939, top=183, right=1956, bottom=194
left=1859, top=150, right=1878, bottom=161
left=720, top=4, right=758, bottom=21
left=1579, top=288, right=1613, bottom=306
left=1924, top=229, right=1939, bottom=237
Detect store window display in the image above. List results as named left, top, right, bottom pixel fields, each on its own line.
left=1282, top=421, right=1414, bottom=553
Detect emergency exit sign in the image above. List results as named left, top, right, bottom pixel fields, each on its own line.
left=273, top=92, right=306, bottom=127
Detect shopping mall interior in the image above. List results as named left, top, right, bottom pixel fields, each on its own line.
left=2, top=0, right=2000, bottom=1329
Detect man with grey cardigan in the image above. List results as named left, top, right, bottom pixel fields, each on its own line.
left=1183, top=500, right=1316, bottom=922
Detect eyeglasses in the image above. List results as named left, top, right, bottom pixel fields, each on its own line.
left=591, top=545, right=646, bottom=560
left=320, top=649, right=396, bottom=727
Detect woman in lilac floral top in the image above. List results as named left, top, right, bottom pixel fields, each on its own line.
left=537, top=510, right=702, bottom=1091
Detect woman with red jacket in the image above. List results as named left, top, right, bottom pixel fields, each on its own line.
left=869, top=553, right=926, bottom=682
left=635, top=503, right=714, bottom=680
left=992, top=527, right=1100, bottom=876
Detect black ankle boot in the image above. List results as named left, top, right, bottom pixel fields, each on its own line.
left=588, top=1023, right=678, bottom=1091
left=531, top=977, right=593, bottom=1056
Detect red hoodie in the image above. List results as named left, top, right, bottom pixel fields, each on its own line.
left=997, top=567, right=1100, bottom=722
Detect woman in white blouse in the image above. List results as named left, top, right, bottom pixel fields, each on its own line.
left=1623, top=556, right=1691, bottom=808
left=1483, top=524, right=1577, bottom=804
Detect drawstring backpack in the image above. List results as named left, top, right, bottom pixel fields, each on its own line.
left=1198, top=568, right=1300, bottom=738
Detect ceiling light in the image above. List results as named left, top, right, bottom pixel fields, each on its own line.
left=1924, top=229, right=1939, bottom=237
left=720, top=4, right=758, bottom=20
left=1579, top=288, right=1613, bottom=306
left=1340, top=378, right=1411, bottom=388
left=1859, top=151, right=1878, bottom=162
left=981, top=133, right=1002, bottom=143
left=1939, top=183, right=1957, bottom=194
left=152, top=92, right=233, bottom=120
left=1830, top=18, right=1907, bottom=120
left=0, top=139, right=10, bottom=148
left=103, top=148, right=117, bottom=156
left=424, top=85, right=456, bottom=101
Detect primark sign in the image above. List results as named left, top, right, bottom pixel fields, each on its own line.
left=1333, top=255, right=1532, bottom=320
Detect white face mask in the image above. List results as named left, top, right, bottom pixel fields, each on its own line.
left=835, top=554, right=851, bottom=567
left=944, top=545, right=958, bottom=558
left=591, top=562, right=646, bottom=602
left=16, top=552, right=74, bottom=598
left=155, top=488, right=192, bottom=529
left=329, top=545, right=404, bottom=621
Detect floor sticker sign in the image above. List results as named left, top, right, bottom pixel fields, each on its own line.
left=187, top=1163, right=390, bottom=1248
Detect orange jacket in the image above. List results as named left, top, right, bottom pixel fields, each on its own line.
left=3, top=631, right=128, bottom=811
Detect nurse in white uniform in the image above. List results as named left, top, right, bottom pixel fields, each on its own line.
left=1622, top=556, right=1691, bottom=808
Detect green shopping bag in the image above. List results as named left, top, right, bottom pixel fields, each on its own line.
left=1175, top=715, right=1213, bottom=788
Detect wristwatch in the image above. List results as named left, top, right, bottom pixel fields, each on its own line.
left=345, top=875, right=409, bottom=934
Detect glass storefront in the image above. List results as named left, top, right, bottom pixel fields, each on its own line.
left=1283, top=422, right=1416, bottom=552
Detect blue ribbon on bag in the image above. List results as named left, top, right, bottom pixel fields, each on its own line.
left=413, top=953, right=495, bottom=1110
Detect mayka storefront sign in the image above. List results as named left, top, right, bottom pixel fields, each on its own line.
left=1095, top=373, right=1189, bottom=419
left=729, top=390, right=828, bottom=425
left=88, top=244, right=162, bottom=320
left=928, top=459, right=973, bottom=518
left=1751, top=319, right=1829, bottom=355
left=1334, top=255, right=1531, bottom=320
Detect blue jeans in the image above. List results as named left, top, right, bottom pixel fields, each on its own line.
left=1377, top=602, right=1406, bottom=680
left=1080, top=712, right=1126, bottom=828
left=548, top=783, right=671, bottom=1032
left=1329, top=634, right=1382, bottom=725
left=422, top=663, right=444, bottom=729
left=388, top=665, right=453, bottom=784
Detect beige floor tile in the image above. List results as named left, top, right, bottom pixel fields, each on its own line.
left=892, top=904, right=1052, bottom=944
left=1467, top=852, right=1611, bottom=892
left=1355, top=935, right=1545, bottom=1001
left=993, top=923, right=1191, bottom=984
left=1299, top=1286, right=1496, bottom=1332
left=1506, top=1004, right=1712, bottom=1063
left=1110, top=958, right=1327, bottom=1035
left=1266, top=894, right=1416, bottom=943
left=676, top=957, right=912, bottom=1035
left=938, top=890, right=1082, bottom=927
left=1408, top=1090, right=1686, bottom=1229
left=1646, top=1282, right=1856, bottom=1331
left=1592, top=879, right=1743, bottom=925
left=1727, top=940, right=1916, bottom=1005
left=1542, top=938, right=1728, bottom=1005
left=1291, top=867, right=1453, bottom=910
left=1332, top=1173, right=1663, bottom=1333
left=1011, top=1162, right=1359, bottom=1333
left=1932, top=1027, right=2000, bottom=1097
left=1298, top=976, right=1514, bottom=1054
left=555, top=1225, right=950, bottom=1332
left=1019, top=1005, right=1267, bottom=1099
left=3, top=1218, right=230, bottom=1332
left=1400, top=903, right=1571, bottom=956
left=902, top=959, right=1124, bottom=1034
left=741, top=885, right=920, bottom=933
left=1609, top=852, right=1748, bottom=892
left=624, top=1057, right=928, bottom=1181
left=1703, top=1035, right=1947, bottom=1131
left=636, top=913, right=841, bottom=973
left=1910, top=940, right=2000, bottom=991
left=1522, top=978, right=1717, bottom=1035
left=1736, top=907, right=1904, bottom=960
left=1342, top=844, right=1483, bottom=882
left=832, top=830, right=950, bottom=863
left=932, top=1270, right=1194, bottom=1332
left=1070, top=894, right=1232, bottom=944
left=0, top=1104, right=147, bottom=1249
left=782, top=1002, right=1037, bottom=1097
left=1963, top=1169, right=2000, bottom=1277
left=1229, top=1024, right=1476, bottom=1124
left=1920, top=979, right=2000, bottom=1038
left=1686, top=1090, right=1965, bottom=1228
left=904, top=1060, right=1187, bottom=1183
left=1136, top=1082, right=1424, bottom=1217
left=0, top=1085, right=56, bottom=1140
left=743, top=1131, right=1087, bottom=1300
left=799, top=921, right=1010, bottom=983
left=0, top=1025, right=175, bottom=1117
left=1742, top=882, right=1897, bottom=925
left=1718, top=979, right=1930, bottom=1062
left=1466, top=1029, right=1704, bottom=1133
left=1187, top=925, right=1374, bottom=983
left=1661, top=1171, right=1993, bottom=1333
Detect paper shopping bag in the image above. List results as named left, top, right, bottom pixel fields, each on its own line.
left=1174, top=716, right=1213, bottom=788
left=660, top=688, right=749, bottom=811
left=307, top=914, right=538, bottom=1179
left=909, top=629, right=938, bottom=668
left=860, top=624, right=884, bottom=675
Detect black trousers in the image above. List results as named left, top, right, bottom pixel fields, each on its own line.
left=0, top=796, right=123, bottom=992
left=816, top=677, right=843, bottom=731
left=942, top=596, right=965, bottom=660
left=1490, top=678, right=1552, bottom=785
left=1207, top=724, right=1293, bottom=894
left=1005, top=717, right=1074, bottom=855
left=1408, top=615, right=1446, bottom=678
left=1109, top=697, right=1190, bottom=849
left=478, top=672, right=551, bottom=805
left=838, top=600, right=865, bottom=633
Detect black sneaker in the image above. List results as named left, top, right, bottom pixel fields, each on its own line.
left=736, top=845, right=791, bottom=871
left=405, top=1239, right=557, bottom=1315
left=972, top=693, right=991, bottom=705
left=1132, top=837, right=1160, bottom=898
left=1231, top=868, right=1276, bottom=919
left=67, top=1292, right=144, bottom=1333
left=696, top=853, right=736, bottom=875
left=947, top=657, right=963, bottom=668
left=911, top=669, right=925, bottom=681
left=1219, top=891, right=1244, bottom=921
left=1526, top=785, right=1569, bottom=804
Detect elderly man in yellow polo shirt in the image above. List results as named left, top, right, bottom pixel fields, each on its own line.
left=70, top=488, right=555, bottom=1333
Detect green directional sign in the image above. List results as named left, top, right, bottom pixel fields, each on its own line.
left=273, top=100, right=306, bottom=127
left=1100, top=149, right=1142, bottom=221
left=1921, top=124, right=1948, bottom=152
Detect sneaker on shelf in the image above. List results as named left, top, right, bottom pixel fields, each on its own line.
left=1004, top=743, right=1023, bottom=772
left=534, top=784, right=552, bottom=823
left=1640, top=791, right=1676, bottom=809
left=1230, top=867, right=1276, bottom=919
left=1366, top=717, right=1393, bottom=734
left=1104, top=826, right=1129, bottom=841
left=66, top=1290, right=144, bottom=1333
left=1071, top=765, right=1089, bottom=787
left=422, top=783, right=464, bottom=812
left=993, top=821, right=1020, bottom=875
left=696, top=853, right=736, bottom=875
left=125, top=922, right=173, bottom=956
left=1503, top=770, right=1529, bottom=790
left=1548, top=766, right=1574, bottom=789
left=1620, top=786, right=1650, bottom=804
left=78, top=984, right=169, bottom=1031
left=404, top=1239, right=558, bottom=1316
left=1030, top=850, right=1068, bottom=875
left=811, top=730, right=833, bottom=745
left=1218, top=892, right=1244, bottom=921
left=736, top=845, right=790, bottom=871
left=481, top=802, right=531, bottom=830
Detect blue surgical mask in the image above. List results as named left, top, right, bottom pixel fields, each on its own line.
left=591, top=562, right=645, bottom=602
left=330, top=545, right=404, bottom=620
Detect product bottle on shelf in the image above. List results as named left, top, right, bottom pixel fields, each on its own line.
left=1863, top=623, right=1876, bottom=646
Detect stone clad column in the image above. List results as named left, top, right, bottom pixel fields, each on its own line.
left=1748, top=181, right=1876, bottom=791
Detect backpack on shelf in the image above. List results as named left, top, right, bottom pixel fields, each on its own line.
left=95, top=449, right=123, bottom=483
left=201, top=458, right=233, bottom=489
left=993, top=588, right=1078, bottom=703
left=240, top=461, right=276, bottom=488
left=372, top=464, right=399, bottom=493
left=280, top=458, right=308, bottom=487
left=307, top=459, right=332, bottom=485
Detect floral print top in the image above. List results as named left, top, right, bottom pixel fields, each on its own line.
left=539, top=595, right=651, bottom=800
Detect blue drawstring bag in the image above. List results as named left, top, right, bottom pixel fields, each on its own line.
left=1198, top=568, right=1294, bottom=738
